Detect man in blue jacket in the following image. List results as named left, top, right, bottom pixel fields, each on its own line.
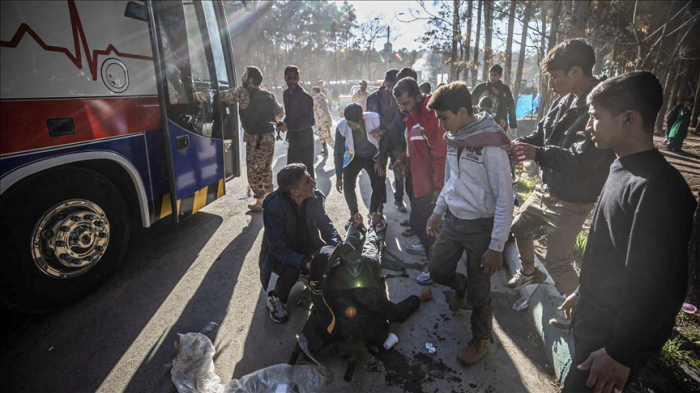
left=260, top=163, right=341, bottom=323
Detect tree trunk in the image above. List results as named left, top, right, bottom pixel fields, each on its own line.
left=450, top=0, right=461, bottom=82
left=537, top=2, right=548, bottom=121
left=669, top=60, right=684, bottom=110
left=471, top=0, right=482, bottom=88
left=658, top=61, right=679, bottom=134
left=464, top=1, right=473, bottom=83
left=688, top=192, right=700, bottom=306
left=570, top=0, right=587, bottom=38
left=505, top=1, right=516, bottom=85
left=482, top=0, right=493, bottom=82
left=548, top=0, right=561, bottom=52
left=514, top=1, right=533, bottom=107
left=693, top=73, right=700, bottom=128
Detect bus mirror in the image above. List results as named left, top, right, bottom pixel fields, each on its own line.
left=124, top=2, right=147, bottom=22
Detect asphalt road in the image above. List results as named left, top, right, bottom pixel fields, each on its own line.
left=1, top=135, right=557, bottom=393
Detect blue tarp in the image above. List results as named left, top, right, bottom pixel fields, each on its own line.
left=516, top=94, right=541, bottom=119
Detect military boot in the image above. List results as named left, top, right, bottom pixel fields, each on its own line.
left=248, top=197, right=264, bottom=212
left=448, top=290, right=467, bottom=311
left=458, top=338, right=490, bottom=366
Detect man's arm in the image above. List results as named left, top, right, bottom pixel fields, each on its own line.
left=271, top=92, right=285, bottom=122
left=484, top=147, right=515, bottom=252
left=219, top=86, right=250, bottom=110
left=605, top=179, right=693, bottom=367
left=427, top=118, right=447, bottom=193
left=314, top=194, right=341, bottom=245
left=505, top=86, right=517, bottom=129
left=516, top=98, right=561, bottom=146
left=334, top=126, right=346, bottom=179
left=535, top=130, right=614, bottom=176
left=263, top=206, right=306, bottom=269
left=354, top=287, right=421, bottom=322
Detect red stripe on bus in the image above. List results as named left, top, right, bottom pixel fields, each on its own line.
left=0, top=97, right=161, bottom=155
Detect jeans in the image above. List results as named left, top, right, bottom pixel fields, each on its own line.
left=342, top=156, right=385, bottom=215
left=273, top=260, right=301, bottom=304
left=385, top=147, right=405, bottom=204
left=510, top=189, right=594, bottom=296
left=409, top=193, right=436, bottom=254
left=429, top=214, right=494, bottom=339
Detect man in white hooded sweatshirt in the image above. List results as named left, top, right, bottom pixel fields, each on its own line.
left=425, top=81, right=514, bottom=366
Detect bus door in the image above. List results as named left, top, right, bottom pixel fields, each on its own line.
left=148, top=0, right=239, bottom=223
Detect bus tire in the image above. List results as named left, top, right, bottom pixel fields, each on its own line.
left=1, top=167, right=131, bottom=312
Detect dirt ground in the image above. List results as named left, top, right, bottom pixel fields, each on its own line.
left=654, top=130, right=700, bottom=197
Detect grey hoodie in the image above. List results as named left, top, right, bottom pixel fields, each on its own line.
left=434, top=112, right=514, bottom=252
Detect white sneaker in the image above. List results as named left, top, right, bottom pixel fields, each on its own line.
left=406, top=244, right=425, bottom=255
left=416, top=270, right=433, bottom=285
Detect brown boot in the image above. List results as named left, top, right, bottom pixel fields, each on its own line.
left=448, top=290, right=467, bottom=311
left=247, top=198, right=263, bottom=212
left=458, top=338, right=489, bottom=366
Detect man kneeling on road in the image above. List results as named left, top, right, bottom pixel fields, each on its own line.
left=425, top=82, right=514, bottom=366
left=259, top=164, right=341, bottom=323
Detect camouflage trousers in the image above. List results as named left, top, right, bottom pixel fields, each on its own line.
left=317, top=126, right=335, bottom=148
left=244, top=131, right=275, bottom=198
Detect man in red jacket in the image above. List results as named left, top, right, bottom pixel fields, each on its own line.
left=393, top=77, right=447, bottom=269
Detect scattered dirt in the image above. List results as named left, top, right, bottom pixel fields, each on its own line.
left=653, top=131, right=700, bottom=197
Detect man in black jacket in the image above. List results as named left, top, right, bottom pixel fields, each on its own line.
left=560, top=71, right=696, bottom=393
left=367, top=69, right=408, bottom=212
left=471, top=65, right=517, bottom=136
left=260, top=164, right=341, bottom=323
left=278, top=65, right=316, bottom=178
left=508, top=39, right=615, bottom=299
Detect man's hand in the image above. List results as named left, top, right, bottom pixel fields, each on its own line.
left=578, top=348, right=630, bottom=393
left=426, top=213, right=443, bottom=237
left=306, top=260, right=312, bottom=270
left=374, top=161, right=385, bottom=177
left=277, top=121, right=288, bottom=132
left=499, top=119, right=507, bottom=129
left=559, top=291, right=580, bottom=320
left=370, top=127, right=386, bottom=139
left=431, top=189, right=441, bottom=204
left=336, top=178, right=343, bottom=193
left=393, top=159, right=405, bottom=171
left=480, top=249, right=503, bottom=275
left=418, top=288, right=432, bottom=303
left=510, top=141, right=537, bottom=162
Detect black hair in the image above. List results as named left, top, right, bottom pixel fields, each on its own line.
left=393, top=77, right=421, bottom=98
left=244, top=66, right=263, bottom=85
left=397, top=67, right=418, bottom=81
left=427, top=81, right=474, bottom=115
left=478, top=96, right=493, bottom=109
left=344, top=103, right=364, bottom=130
left=284, top=65, right=300, bottom=77
left=312, top=86, right=321, bottom=94
left=384, top=69, right=399, bottom=83
left=419, top=82, right=431, bottom=94
left=489, top=64, right=503, bottom=76
left=542, top=39, right=595, bottom=77
left=277, top=163, right=307, bottom=193
left=588, top=71, right=663, bottom=133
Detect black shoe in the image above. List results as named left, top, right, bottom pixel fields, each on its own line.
left=266, top=291, right=288, bottom=323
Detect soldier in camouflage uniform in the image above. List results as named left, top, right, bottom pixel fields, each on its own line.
left=220, top=66, right=284, bottom=212
left=311, top=86, right=334, bottom=156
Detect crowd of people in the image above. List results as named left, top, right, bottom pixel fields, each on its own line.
left=219, top=38, right=697, bottom=392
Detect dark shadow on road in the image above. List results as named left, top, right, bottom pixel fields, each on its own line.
left=123, top=213, right=264, bottom=392
left=315, top=154, right=333, bottom=197
left=0, top=212, right=223, bottom=393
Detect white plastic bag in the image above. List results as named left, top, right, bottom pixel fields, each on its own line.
left=171, top=333, right=329, bottom=393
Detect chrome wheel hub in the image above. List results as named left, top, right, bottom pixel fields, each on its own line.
left=32, top=200, right=110, bottom=279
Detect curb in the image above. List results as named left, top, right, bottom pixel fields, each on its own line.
left=504, top=241, right=575, bottom=383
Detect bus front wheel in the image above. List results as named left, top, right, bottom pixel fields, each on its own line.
left=1, top=167, right=131, bottom=312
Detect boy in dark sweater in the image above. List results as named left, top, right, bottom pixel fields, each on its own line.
left=560, top=71, right=697, bottom=392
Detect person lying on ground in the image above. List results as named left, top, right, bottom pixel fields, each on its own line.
left=302, top=213, right=432, bottom=351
